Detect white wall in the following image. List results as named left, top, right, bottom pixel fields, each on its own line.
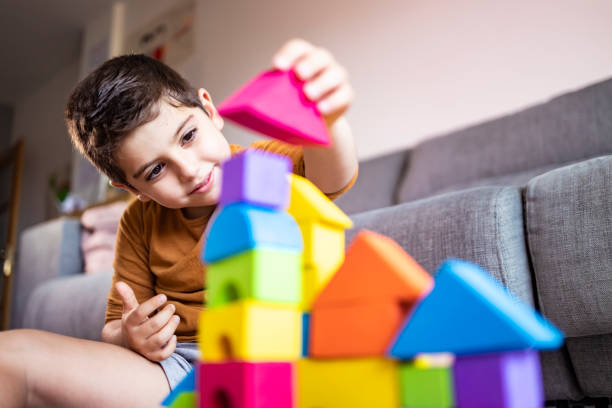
left=9, top=0, right=612, bottom=229
left=174, top=0, right=612, bottom=159
left=10, top=60, right=80, bottom=231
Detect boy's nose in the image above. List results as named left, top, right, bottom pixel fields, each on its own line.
left=176, top=157, right=199, bottom=181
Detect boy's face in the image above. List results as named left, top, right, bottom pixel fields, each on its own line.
left=113, top=89, right=231, bottom=218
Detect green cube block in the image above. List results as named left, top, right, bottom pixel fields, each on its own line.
left=399, top=363, right=454, bottom=407
left=206, top=248, right=302, bottom=307
left=169, top=391, right=195, bottom=408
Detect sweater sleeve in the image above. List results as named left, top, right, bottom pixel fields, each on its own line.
left=248, top=140, right=358, bottom=200
left=105, top=200, right=156, bottom=324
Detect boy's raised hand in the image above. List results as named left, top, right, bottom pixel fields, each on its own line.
left=272, top=38, right=354, bottom=127
left=115, top=281, right=179, bottom=362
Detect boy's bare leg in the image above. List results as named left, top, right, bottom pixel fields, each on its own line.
left=0, top=329, right=171, bottom=408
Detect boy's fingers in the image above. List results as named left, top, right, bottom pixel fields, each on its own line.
left=115, top=282, right=139, bottom=314
left=294, top=47, right=334, bottom=80
left=150, top=334, right=177, bottom=362
left=304, top=65, right=347, bottom=101
left=318, top=82, right=354, bottom=116
left=273, top=38, right=315, bottom=70
left=149, top=313, right=180, bottom=349
left=134, top=293, right=168, bottom=323
left=142, top=303, right=176, bottom=338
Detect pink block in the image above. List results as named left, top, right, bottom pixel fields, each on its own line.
left=217, top=69, right=331, bottom=146
left=198, top=361, right=294, bottom=408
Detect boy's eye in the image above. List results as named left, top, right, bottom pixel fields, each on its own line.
left=181, top=128, right=197, bottom=145
left=146, top=163, right=165, bottom=181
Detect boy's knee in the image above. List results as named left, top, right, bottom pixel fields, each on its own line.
left=0, top=329, right=46, bottom=356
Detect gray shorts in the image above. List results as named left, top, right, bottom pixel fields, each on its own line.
left=159, top=342, right=200, bottom=390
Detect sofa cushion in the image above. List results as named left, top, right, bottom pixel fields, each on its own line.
left=397, top=77, right=612, bottom=203
left=11, top=216, right=83, bottom=328
left=425, top=160, right=584, bottom=199
left=525, top=155, right=612, bottom=338
left=22, top=270, right=113, bottom=341
left=348, top=186, right=534, bottom=305
left=539, top=348, right=584, bottom=401
left=566, top=334, right=612, bottom=396
left=334, top=150, right=407, bottom=214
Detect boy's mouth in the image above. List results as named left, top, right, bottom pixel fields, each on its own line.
left=189, top=167, right=215, bottom=195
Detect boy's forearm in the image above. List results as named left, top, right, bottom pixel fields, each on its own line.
left=101, top=319, right=124, bottom=346
left=303, top=116, right=358, bottom=194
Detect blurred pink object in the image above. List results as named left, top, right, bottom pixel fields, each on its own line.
left=80, top=200, right=129, bottom=274
left=217, top=69, right=331, bottom=146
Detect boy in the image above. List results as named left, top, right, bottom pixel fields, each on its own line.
left=0, top=38, right=357, bottom=407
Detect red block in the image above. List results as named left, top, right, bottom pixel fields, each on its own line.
left=198, top=361, right=294, bottom=408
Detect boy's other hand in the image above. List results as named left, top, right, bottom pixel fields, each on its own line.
left=272, top=38, right=354, bottom=127
left=115, top=281, right=179, bottom=362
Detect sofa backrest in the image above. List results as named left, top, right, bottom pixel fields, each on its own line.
left=334, top=150, right=408, bottom=214
left=396, top=77, right=612, bottom=203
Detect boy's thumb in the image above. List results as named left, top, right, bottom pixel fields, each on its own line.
left=115, top=281, right=139, bottom=313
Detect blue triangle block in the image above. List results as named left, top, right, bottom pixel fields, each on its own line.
left=161, top=368, right=195, bottom=406
left=202, top=203, right=303, bottom=263
left=389, top=259, right=563, bottom=358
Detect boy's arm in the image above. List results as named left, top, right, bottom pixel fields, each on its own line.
left=273, top=39, right=358, bottom=195
left=303, top=116, right=358, bottom=195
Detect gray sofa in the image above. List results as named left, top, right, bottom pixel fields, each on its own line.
left=13, top=77, right=612, bottom=403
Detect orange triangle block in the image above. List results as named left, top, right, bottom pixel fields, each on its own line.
left=313, top=230, right=433, bottom=308
left=217, top=69, right=331, bottom=146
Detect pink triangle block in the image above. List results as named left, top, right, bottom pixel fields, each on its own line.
left=217, top=69, right=331, bottom=146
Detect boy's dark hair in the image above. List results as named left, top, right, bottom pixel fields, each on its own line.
left=65, top=54, right=205, bottom=186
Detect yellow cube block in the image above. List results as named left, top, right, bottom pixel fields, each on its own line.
left=287, top=174, right=353, bottom=231
left=302, top=265, right=334, bottom=311
left=299, top=221, right=345, bottom=271
left=300, top=222, right=345, bottom=310
left=199, top=299, right=301, bottom=361
left=297, top=358, right=399, bottom=408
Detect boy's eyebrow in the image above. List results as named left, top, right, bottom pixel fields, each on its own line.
left=132, top=114, right=194, bottom=179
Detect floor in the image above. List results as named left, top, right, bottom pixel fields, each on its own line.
left=545, top=398, right=612, bottom=408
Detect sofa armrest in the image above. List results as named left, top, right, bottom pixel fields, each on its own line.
left=22, top=270, right=113, bottom=341
left=11, top=216, right=84, bottom=328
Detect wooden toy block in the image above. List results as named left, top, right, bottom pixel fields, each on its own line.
left=198, top=361, right=294, bottom=408
left=206, top=248, right=301, bottom=307
left=389, top=259, right=564, bottom=359
left=310, top=300, right=411, bottom=358
left=453, top=349, right=543, bottom=408
left=198, top=299, right=301, bottom=361
left=287, top=174, right=353, bottom=229
left=302, top=313, right=310, bottom=357
left=162, top=368, right=196, bottom=406
left=399, top=361, right=454, bottom=407
left=202, top=203, right=303, bottom=264
left=217, top=69, right=331, bottom=146
left=313, top=229, right=433, bottom=308
left=297, top=358, right=399, bottom=408
left=219, top=149, right=291, bottom=209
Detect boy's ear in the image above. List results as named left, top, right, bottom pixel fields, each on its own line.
left=109, top=180, right=151, bottom=202
left=197, top=88, right=224, bottom=130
